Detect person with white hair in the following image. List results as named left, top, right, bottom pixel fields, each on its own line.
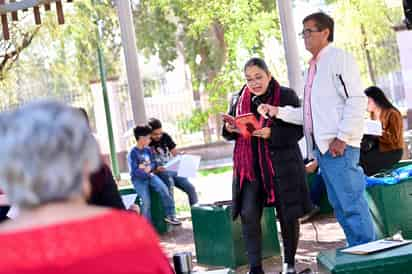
left=0, top=101, right=172, bottom=274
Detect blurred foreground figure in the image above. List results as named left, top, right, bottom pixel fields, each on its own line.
left=0, top=101, right=172, bottom=274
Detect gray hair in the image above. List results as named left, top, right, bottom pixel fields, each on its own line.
left=0, top=100, right=101, bottom=208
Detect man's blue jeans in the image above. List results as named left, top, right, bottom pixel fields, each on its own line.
left=156, top=170, right=198, bottom=206
left=314, top=146, right=376, bottom=246
left=131, top=174, right=175, bottom=222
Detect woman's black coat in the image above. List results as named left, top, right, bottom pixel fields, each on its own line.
left=222, top=86, right=313, bottom=221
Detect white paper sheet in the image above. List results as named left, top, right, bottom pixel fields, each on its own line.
left=163, top=155, right=182, bottom=172
left=364, top=119, right=382, bottom=136
left=178, top=154, right=201, bottom=178
left=164, top=154, right=201, bottom=178
left=6, top=206, right=19, bottom=219
left=342, top=239, right=412, bottom=255
left=121, top=194, right=138, bottom=209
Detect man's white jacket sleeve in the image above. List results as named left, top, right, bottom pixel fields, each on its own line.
left=336, top=53, right=367, bottom=143
left=277, top=105, right=304, bottom=126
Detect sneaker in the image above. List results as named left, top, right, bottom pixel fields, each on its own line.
left=299, top=206, right=320, bottom=223
left=280, top=263, right=296, bottom=274
left=164, top=216, right=182, bottom=225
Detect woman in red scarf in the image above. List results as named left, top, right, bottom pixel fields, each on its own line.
left=223, top=58, right=313, bottom=274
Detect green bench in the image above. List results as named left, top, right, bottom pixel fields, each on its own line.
left=317, top=244, right=412, bottom=274
left=366, top=159, right=412, bottom=239
left=119, top=186, right=171, bottom=235
left=191, top=205, right=280, bottom=268
left=307, top=159, right=412, bottom=217
left=318, top=160, right=412, bottom=274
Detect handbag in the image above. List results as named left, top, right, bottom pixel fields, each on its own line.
left=361, top=134, right=379, bottom=152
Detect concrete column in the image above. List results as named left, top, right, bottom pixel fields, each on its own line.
left=114, top=0, right=147, bottom=124
left=277, top=0, right=304, bottom=96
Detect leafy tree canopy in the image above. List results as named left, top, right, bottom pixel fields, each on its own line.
left=327, top=0, right=403, bottom=84
left=133, top=0, right=282, bottom=134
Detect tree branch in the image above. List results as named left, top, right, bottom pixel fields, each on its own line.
left=0, top=26, right=40, bottom=80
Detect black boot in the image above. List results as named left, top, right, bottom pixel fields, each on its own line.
left=247, top=265, right=264, bottom=274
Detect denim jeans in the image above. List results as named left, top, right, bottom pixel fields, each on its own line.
left=156, top=170, right=198, bottom=206
left=314, top=146, right=376, bottom=246
left=131, top=174, right=175, bottom=222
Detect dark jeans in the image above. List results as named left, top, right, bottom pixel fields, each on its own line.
left=157, top=171, right=198, bottom=206
left=131, top=175, right=175, bottom=222
left=360, top=148, right=403, bottom=176
left=240, top=180, right=299, bottom=267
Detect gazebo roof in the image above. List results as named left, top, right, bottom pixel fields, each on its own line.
left=0, top=0, right=72, bottom=40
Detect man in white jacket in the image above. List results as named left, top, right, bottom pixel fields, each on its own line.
left=259, top=12, right=375, bottom=247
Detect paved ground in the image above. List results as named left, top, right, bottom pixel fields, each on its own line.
left=160, top=170, right=346, bottom=274
left=160, top=214, right=345, bottom=273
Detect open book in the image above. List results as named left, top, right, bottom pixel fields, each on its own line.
left=221, top=113, right=261, bottom=138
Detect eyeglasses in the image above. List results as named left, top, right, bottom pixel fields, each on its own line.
left=246, top=75, right=265, bottom=86
left=299, top=28, right=321, bottom=38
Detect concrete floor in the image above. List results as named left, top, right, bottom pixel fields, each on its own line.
left=160, top=214, right=345, bottom=274
left=161, top=170, right=346, bottom=274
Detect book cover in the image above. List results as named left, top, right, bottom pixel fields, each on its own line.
left=235, top=113, right=261, bottom=138
left=221, top=113, right=262, bottom=138
left=221, top=113, right=236, bottom=127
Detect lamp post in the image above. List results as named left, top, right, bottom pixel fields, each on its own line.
left=91, top=0, right=120, bottom=180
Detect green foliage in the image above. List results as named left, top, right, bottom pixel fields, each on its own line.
left=177, top=109, right=210, bottom=133
left=133, top=1, right=178, bottom=71
left=0, top=14, right=41, bottom=87
left=198, top=165, right=233, bottom=176
left=0, top=1, right=120, bottom=113
left=207, top=64, right=243, bottom=114
left=63, top=1, right=121, bottom=82
left=330, top=0, right=403, bottom=84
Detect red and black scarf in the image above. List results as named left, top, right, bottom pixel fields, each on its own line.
left=233, top=78, right=280, bottom=205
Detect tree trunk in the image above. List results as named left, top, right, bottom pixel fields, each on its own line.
left=203, top=21, right=226, bottom=142
left=361, top=24, right=376, bottom=84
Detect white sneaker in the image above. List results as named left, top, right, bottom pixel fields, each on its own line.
left=164, top=216, right=182, bottom=225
